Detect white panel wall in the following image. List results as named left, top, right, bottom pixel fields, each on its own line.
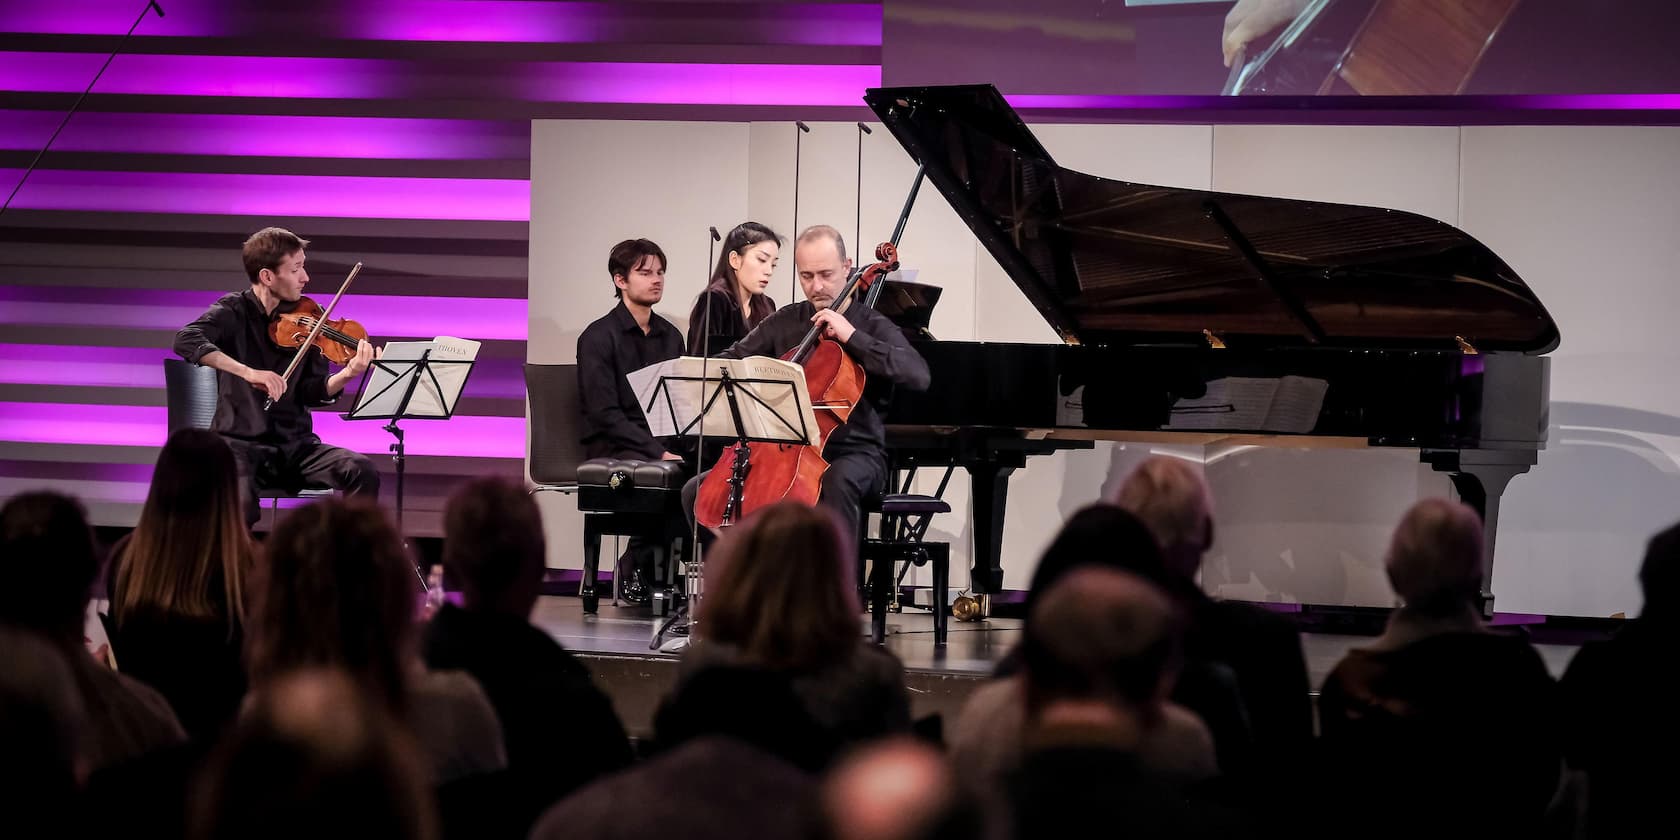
left=529, top=120, right=749, bottom=569
left=1459, top=126, right=1680, bottom=617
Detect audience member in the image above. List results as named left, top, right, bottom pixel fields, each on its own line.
left=107, top=429, right=255, bottom=739
left=189, top=668, right=438, bottom=840
left=248, top=497, right=505, bottom=783
left=0, top=490, right=185, bottom=770
left=949, top=504, right=1218, bottom=795
left=820, top=738, right=981, bottom=840
left=0, top=627, right=86, bottom=834
left=1111, top=455, right=1313, bottom=773
left=682, top=502, right=910, bottom=748
left=1316, top=498, right=1560, bottom=839
left=1556, top=519, right=1680, bottom=838
left=1008, top=568, right=1245, bottom=839
left=652, top=664, right=836, bottom=773
left=422, top=477, right=632, bottom=823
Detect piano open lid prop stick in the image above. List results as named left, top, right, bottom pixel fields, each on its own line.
left=864, top=84, right=1557, bottom=615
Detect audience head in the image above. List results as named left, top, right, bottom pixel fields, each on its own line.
left=1639, top=519, right=1680, bottom=617
left=1385, top=498, right=1485, bottom=615
left=248, top=497, right=417, bottom=712
left=653, top=665, right=835, bottom=773
left=113, top=428, right=253, bottom=633
left=0, top=627, right=85, bottom=806
left=700, top=502, right=860, bottom=670
left=0, top=490, right=100, bottom=646
left=190, top=668, right=437, bottom=840
left=1021, top=568, right=1182, bottom=723
left=1110, top=455, right=1215, bottom=577
left=820, top=738, right=978, bottom=840
left=1025, top=503, right=1167, bottom=622
left=442, top=476, right=545, bottom=617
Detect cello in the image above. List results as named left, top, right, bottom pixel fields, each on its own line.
left=692, top=241, right=903, bottom=529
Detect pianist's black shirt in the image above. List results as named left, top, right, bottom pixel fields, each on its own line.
left=576, top=300, right=685, bottom=460
left=173, top=289, right=339, bottom=445
left=719, top=301, right=930, bottom=459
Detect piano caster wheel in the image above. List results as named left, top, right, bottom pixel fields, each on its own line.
left=582, top=593, right=599, bottom=614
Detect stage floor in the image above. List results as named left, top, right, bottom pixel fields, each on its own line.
left=528, top=595, right=1583, bottom=740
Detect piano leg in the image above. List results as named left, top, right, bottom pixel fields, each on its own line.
left=1423, top=450, right=1537, bottom=618
left=968, top=461, right=1019, bottom=595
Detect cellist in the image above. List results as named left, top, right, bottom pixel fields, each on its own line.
left=173, top=227, right=380, bottom=527
left=681, top=225, right=930, bottom=537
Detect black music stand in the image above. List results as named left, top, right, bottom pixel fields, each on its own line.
left=634, top=356, right=815, bottom=650
left=345, top=348, right=475, bottom=539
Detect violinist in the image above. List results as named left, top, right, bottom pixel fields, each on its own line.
left=173, top=227, right=380, bottom=527
left=681, top=225, right=930, bottom=537
left=685, top=222, right=779, bottom=357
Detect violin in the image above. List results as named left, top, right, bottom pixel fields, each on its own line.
left=262, top=262, right=364, bottom=412
left=693, top=242, right=899, bottom=529
left=270, top=295, right=370, bottom=365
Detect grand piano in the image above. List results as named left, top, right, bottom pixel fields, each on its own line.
left=865, top=84, right=1557, bottom=612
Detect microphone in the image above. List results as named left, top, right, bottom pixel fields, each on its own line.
left=796, top=121, right=811, bottom=133
left=709, top=226, right=720, bottom=242
left=150, top=1, right=165, bottom=15
left=857, top=122, right=872, bottom=134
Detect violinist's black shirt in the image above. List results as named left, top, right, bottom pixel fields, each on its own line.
left=174, top=289, right=339, bottom=445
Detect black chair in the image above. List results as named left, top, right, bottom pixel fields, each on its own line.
left=161, top=358, right=332, bottom=527
left=524, top=363, right=686, bottom=615
left=860, top=465, right=953, bottom=646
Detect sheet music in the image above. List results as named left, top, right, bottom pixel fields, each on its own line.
left=349, top=336, right=480, bottom=419
left=627, top=355, right=818, bottom=445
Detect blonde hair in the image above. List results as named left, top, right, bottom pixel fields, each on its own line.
left=1111, top=456, right=1213, bottom=555
left=113, top=430, right=253, bottom=636
left=1386, top=498, right=1484, bottom=613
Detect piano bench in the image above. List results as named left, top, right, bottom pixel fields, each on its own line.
left=576, top=458, right=688, bottom=615
left=861, top=492, right=952, bottom=647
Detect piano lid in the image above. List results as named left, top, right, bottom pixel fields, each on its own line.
left=863, top=85, right=1560, bottom=354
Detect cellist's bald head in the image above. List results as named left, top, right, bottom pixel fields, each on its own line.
left=795, top=226, right=853, bottom=310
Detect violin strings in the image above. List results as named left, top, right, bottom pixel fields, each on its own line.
left=292, top=318, right=362, bottom=348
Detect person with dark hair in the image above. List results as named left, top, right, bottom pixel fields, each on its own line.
left=422, top=477, right=631, bottom=825
left=0, top=627, right=86, bottom=830
left=576, top=237, right=688, bottom=605
left=1316, top=498, right=1560, bottom=840
left=249, top=497, right=505, bottom=784
left=173, top=226, right=381, bottom=527
left=686, top=222, right=780, bottom=356
left=1556, top=519, right=1680, bottom=838
left=189, top=668, right=439, bottom=840
left=106, top=429, right=254, bottom=739
left=948, top=504, right=1216, bottom=797
left=681, top=225, right=930, bottom=540
left=0, top=491, right=185, bottom=771
left=1008, top=568, right=1244, bottom=839
left=681, top=502, right=910, bottom=748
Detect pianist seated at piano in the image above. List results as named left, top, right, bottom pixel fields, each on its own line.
left=686, top=222, right=780, bottom=357
left=576, top=238, right=691, bottom=606
left=681, top=224, right=931, bottom=540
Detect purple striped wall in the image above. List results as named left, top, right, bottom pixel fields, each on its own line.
left=0, top=0, right=884, bottom=534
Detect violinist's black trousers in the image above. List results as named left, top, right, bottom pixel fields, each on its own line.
left=681, top=448, right=887, bottom=547
left=225, top=437, right=381, bottom=528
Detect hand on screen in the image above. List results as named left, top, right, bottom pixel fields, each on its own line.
left=1223, top=0, right=1311, bottom=67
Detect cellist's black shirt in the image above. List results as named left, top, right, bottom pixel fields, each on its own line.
left=718, top=301, right=930, bottom=458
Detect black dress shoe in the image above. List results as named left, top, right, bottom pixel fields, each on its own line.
left=619, top=566, right=651, bottom=606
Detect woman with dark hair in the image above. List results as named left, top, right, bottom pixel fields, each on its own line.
left=247, top=497, right=505, bottom=783
left=676, top=502, right=909, bottom=751
left=686, top=222, right=781, bottom=356
left=108, top=428, right=256, bottom=739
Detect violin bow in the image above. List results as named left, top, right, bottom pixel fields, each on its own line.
left=266, top=262, right=362, bottom=410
